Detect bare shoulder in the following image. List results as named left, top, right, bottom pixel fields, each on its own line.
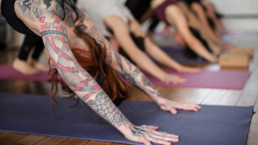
left=165, top=4, right=181, bottom=18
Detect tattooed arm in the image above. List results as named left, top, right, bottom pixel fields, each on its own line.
left=15, top=0, right=129, bottom=128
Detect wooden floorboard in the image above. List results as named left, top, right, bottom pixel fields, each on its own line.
left=34, top=137, right=67, bottom=145
left=218, top=90, right=242, bottom=106
left=237, top=66, right=258, bottom=106
left=12, top=134, right=47, bottom=145
left=59, top=138, right=89, bottom=145
left=85, top=141, right=111, bottom=145
left=200, top=89, right=227, bottom=105
left=0, top=132, right=27, bottom=145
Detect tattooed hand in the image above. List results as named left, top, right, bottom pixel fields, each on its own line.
left=158, top=98, right=201, bottom=115
left=160, top=74, right=187, bottom=84
left=124, top=124, right=179, bottom=145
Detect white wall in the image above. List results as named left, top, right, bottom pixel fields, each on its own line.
left=209, top=0, right=258, bottom=15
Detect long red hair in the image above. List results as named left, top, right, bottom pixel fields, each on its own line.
left=50, top=26, right=130, bottom=104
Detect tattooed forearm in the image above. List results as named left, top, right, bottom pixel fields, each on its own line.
left=87, top=91, right=129, bottom=126
left=120, top=61, right=163, bottom=100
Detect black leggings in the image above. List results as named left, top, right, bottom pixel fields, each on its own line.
left=18, top=35, right=44, bottom=61
left=184, top=27, right=212, bottom=59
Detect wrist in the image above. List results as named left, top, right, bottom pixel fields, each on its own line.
left=116, top=121, right=134, bottom=137
left=155, top=97, right=167, bottom=105
left=158, top=71, right=168, bottom=82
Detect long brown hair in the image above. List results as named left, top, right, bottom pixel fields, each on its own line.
left=50, top=26, right=130, bottom=105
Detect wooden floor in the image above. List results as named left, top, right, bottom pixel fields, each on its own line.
left=0, top=33, right=258, bottom=145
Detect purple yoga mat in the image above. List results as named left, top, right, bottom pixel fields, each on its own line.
left=0, top=64, right=63, bottom=81
left=0, top=93, right=254, bottom=145
left=140, top=69, right=251, bottom=90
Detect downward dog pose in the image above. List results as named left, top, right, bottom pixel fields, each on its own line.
left=1, top=0, right=201, bottom=144
left=151, top=0, right=219, bottom=62
left=181, top=0, right=226, bottom=35
left=78, top=0, right=200, bottom=85
left=178, top=0, right=226, bottom=47
left=124, top=0, right=225, bottom=55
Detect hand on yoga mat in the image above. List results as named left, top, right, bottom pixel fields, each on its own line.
left=177, top=66, right=201, bottom=73
left=161, top=74, right=186, bottom=84
left=158, top=98, right=201, bottom=115
left=124, top=124, right=179, bottom=145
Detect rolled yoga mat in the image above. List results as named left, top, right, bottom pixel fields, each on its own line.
left=0, top=93, right=254, bottom=145
left=142, top=69, right=251, bottom=90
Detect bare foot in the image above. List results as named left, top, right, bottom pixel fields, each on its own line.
left=12, top=59, right=39, bottom=75
left=28, top=59, right=50, bottom=72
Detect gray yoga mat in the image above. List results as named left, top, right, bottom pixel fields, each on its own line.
left=0, top=93, right=254, bottom=145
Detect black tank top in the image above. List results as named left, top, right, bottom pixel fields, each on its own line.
left=1, top=0, right=78, bottom=36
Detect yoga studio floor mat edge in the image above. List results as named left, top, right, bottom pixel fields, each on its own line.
left=0, top=93, right=254, bottom=145
left=0, top=130, right=130, bottom=145
left=244, top=110, right=256, bottom=145
left=142, top=69, right=251, bottom=90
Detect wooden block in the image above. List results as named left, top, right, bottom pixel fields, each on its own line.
left=229, top=48, right=253, bottom=58
left=219, top=54, right=249, bottom=69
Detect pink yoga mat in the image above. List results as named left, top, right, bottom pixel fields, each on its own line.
left=0, top=64, right=250, bottom=89
left=0, top=64, right=51, bottom=81
left=133, top=69, right=250, bottom=90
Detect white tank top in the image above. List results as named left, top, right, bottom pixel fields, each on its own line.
left=77, top=0, right=134, bottom=37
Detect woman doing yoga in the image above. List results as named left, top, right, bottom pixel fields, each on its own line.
left=152, top=0, right=219, bottom=63
left=1, top=0, right=201, bottom=144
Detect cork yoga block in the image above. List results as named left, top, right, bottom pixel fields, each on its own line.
left=219, top=54, right=249, bottom=69
left=229, top=48, right=253, bottom=58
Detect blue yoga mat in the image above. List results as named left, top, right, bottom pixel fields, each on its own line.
left=160, top=46, right=209, bottom=64
left=0, top=93, right=253, bottom=145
